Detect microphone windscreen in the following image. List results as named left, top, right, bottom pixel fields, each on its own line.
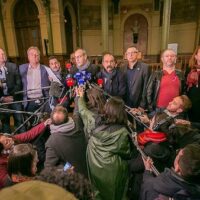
left=49, top=81, right=63, bottom=97
left=65, top=63, right=72, bottom=70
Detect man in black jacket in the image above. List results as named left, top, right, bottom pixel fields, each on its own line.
left=140, top=144, right=200, bottom=200
left=131, top=95, right=192, bottom=132
left=123, top=46, right=150, bottom=109
left=69, top=48, right=100, bottom=83
left=44, top=105, right=87, bottom=177
left=97, top=52, right=126, bottom=100
left=0, top=48, right=25, bottom=133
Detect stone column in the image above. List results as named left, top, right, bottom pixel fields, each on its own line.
left=112, top=0, right=121, bottom=55
left=77, top=0, right=82, bottom=47
left=0, top=1, right=8, bottom=54
left=161, top=0, right=172, bottom=50
left=101, top=0, right=109, bottom=51
left=42, top=0, right=54, bottom=55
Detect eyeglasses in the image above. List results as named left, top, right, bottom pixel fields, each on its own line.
left=75, top=54, right=84, bottom=59
left=126, top=51, right=138, bottom=56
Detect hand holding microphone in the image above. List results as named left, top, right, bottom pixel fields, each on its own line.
left=75, top=86, right=84, bottom=98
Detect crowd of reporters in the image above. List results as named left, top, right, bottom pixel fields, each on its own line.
left=0, top=45, right=200, bottom=200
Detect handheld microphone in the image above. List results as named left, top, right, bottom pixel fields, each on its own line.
left=66, top=74, right=75, bottom=99
left=74, top=71, right=92, bottom=87
left=97, top=78, right=103, bottom=87
left=65, top=63, right=72, bottom=72
left=66, top=74, right=75, bottom=87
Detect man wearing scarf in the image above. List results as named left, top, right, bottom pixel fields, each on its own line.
left=44, top=105, right=87, bottom=177
left=97, top=53, right=126, bottom=100
left=69, top=48, right=100, bottom=83
left=48, top=56, right=68, bottom=109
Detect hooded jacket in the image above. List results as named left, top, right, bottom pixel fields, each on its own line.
left=140, top=168, right=200, bottom=200
left=45, top=115, right=87, bottom=177
left=78, top=97, right=131, bottom=200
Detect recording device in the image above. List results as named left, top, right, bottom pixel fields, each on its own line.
left=63, top=162, right=72, bottom=171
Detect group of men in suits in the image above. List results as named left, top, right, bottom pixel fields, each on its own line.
left=0, top=45, right=183, bottom=134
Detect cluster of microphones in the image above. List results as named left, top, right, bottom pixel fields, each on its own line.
left=65, top=71, right=92, bottom=88
left=65, top=63, right=104, bottom=88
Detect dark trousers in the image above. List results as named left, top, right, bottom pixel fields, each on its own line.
left=1, top=103, right=26, bottom=134
left=26, top=99, right=51, bottom=126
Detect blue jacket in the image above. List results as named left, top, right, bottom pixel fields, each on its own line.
left=19, top=63, right=50, bottom=107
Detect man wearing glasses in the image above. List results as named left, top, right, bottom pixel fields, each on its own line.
left=70, top=48, right=100, bottom=82
left=123, top=46, right=150, bottom=109
left=19, top=46, right=51, bottom=118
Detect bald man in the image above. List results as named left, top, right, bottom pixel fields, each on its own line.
left=69, top=48, right=100, bottom=82
left=146, top=49, right=185, bottom=112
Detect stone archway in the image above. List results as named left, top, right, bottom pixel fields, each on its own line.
left=63, top=2, right=77, bottom=52
left=13, top=0, right=43, bottom=63
left=123, top=13, right=148, bottom=55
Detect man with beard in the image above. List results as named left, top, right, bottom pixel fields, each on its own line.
left=48, top=56, right=66, bottom=84
left=44, top=105, right=87, bottom=177
left=131, top=95, right=192, bottom=131
left=97, top=52, right=126, bottom=100
left=48, top=56, right=69, bottom=109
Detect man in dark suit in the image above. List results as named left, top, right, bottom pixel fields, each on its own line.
left=123, top=46, right=150, bottom=109
left=69, top=48, right=100, bottom=83
left=19, top=46, right=51, bottom=116
left=0, top=48, right=25, bottom=133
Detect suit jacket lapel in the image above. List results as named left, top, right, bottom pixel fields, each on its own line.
left=130, top=62, right=141, bottom=86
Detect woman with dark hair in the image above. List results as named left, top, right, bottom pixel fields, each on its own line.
left=77, top=87, right=106, bottom=140
left=77, top=87, right=131, bottom=200
left=0, top=119, right=50, bottom=188
left=5, top=143, right=38, bottom=186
